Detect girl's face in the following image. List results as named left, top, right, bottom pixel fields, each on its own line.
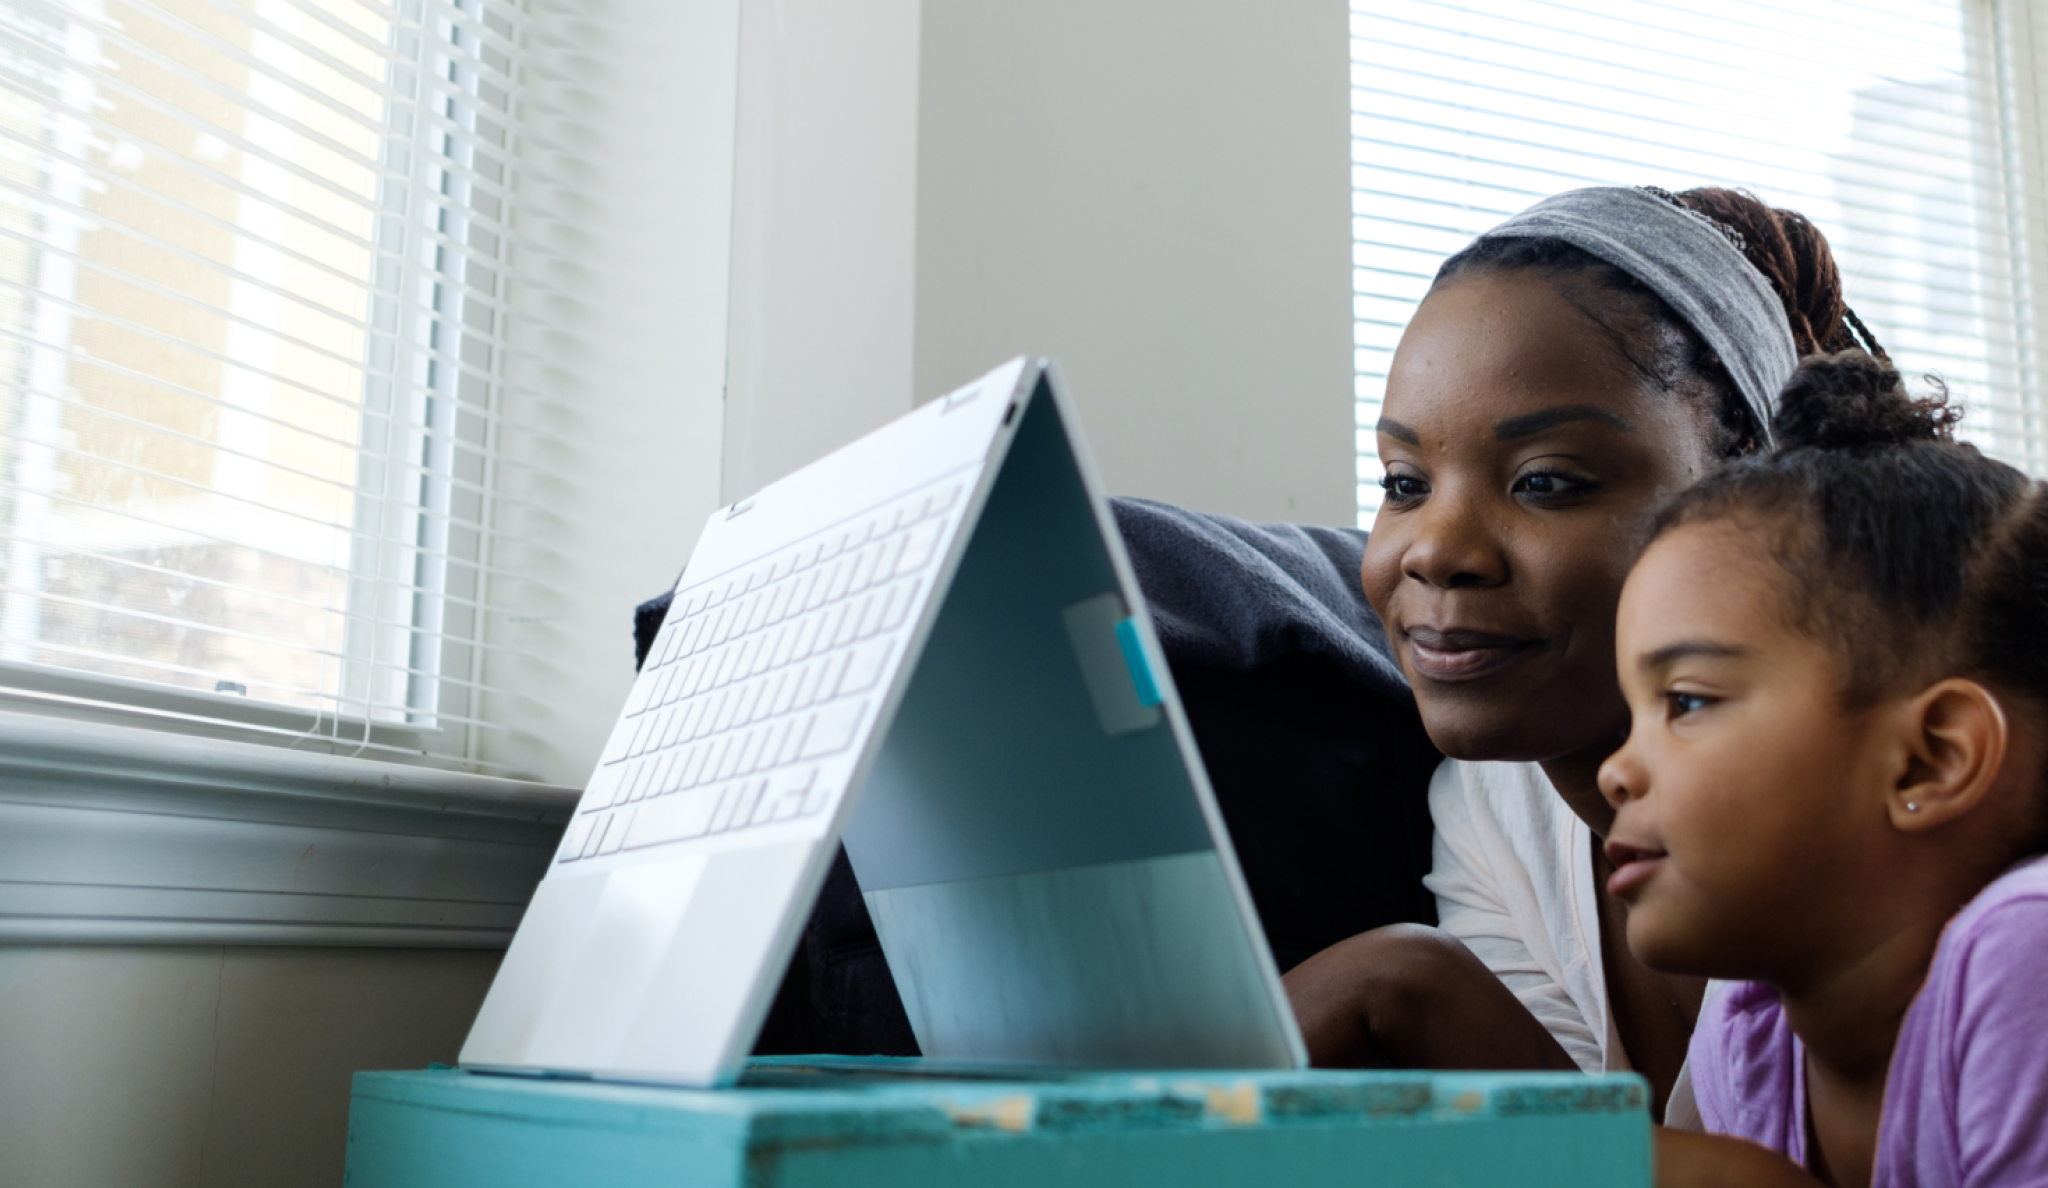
left=1361, top=269, right=1717, bottom=768
left=1596, top=523, right=1896, bottom=978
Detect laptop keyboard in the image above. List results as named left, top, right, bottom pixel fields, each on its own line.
left=557, top=478, right=966, bottom=863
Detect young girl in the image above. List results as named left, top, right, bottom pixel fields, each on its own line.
left=1599, top=351, right=2048, bottom=1187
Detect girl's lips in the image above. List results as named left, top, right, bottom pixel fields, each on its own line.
left=1603, top=841, right=1667, bottom=899
left=1404, top=627, right=1541, bottom=683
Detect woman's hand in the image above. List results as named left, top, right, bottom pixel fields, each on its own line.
left=1654, top=1129, right=1825, bottom=1187
left=1283, top=923, right=1579, bottom=1071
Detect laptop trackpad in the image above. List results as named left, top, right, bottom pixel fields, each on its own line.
left=524, top=855, right=707, bottom=1069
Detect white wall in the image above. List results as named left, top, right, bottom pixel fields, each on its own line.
left=915, top=0, right=1356, bottom=524
left=723, top=0, right=1356, bottom=526
left=480, top=0, right=740, bottom=788
left=721, top=0, right=924, bottom=504
left=0, top=947, right=498, bottom=1188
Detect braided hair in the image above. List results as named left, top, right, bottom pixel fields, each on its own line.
left=1433, top=186, right=1887, bottom=459
left=1650, top=351, right=2048, bottom=851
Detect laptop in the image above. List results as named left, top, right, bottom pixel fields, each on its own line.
left=460, top=357, right=1307, bottom=1086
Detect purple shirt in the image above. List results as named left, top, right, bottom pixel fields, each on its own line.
left=1692, top=855, right=2048, bottom=1187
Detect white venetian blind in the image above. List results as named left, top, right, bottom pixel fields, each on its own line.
left=1352, top=0, right=2033, bottom=522
left=0, top=0, right=529, bottom=768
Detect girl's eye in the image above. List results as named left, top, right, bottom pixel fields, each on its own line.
left=1667, top=691, right=1714, bottom=717
left=1511, top=469, right=1596, bottom=502
left=1379, top=472, right=1429, bottom=504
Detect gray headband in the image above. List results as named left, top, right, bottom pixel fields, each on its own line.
left=1474, top=186, right=1798, bottom=447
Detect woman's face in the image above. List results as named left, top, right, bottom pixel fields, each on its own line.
left=1361, top=268, right=1718, bottom=765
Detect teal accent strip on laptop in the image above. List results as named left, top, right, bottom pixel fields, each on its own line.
left=1115, top=617, right=1163, bottom=707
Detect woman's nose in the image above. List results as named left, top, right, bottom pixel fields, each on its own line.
left=1400, top=488, right=1509, bottom=590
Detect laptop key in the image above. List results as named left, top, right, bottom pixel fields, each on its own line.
left=598, top=808, right=632, bottom=855
left=746, top=779, right=780, bottom=828
left=714, top=735, right=743, bottom=781
left=779, top=716, right=813, bottom=764
left=760, top=719, right=792, bottom=767
left=581, top=812, right=611, bottom=858
left=680, top=742, right=708, bottom=787
left=832, top=602, right=864, bottom=649
left=849, top=544, right=880, bottom=592
left=706, top=783, right=740, bottom=832
left=855, top=591, right=886, bottom=638
left=624, top=788, right=719, bottom=850
left=838, top=639, right=890, bottom=696
left=711, top=688, right=740, bottom=733
left=660, top=705, right=689, bottom=748
left=875, top=533, right=908, bottom=580
left=800, top=700, right=865, bottom=759
left=895, top=519, right=942, bottom=575
left=730, top=779, right=767, bottom=830
left=557, top=814, right=595, bottom=861
left=736, top=727, right=767, bottom=774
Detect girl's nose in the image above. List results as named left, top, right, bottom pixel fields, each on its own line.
left=1597, top=736, right=1645, bottom=810
left=1400, top=488, right=1509, bottom=590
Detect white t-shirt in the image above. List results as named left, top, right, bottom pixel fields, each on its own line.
left=1423, top=758, right=1623, bottom=1073
left=1424, top=756, right=1708, bottom=1128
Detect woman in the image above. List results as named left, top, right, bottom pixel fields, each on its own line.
left=1278, top=185, right=1886, bottom=1119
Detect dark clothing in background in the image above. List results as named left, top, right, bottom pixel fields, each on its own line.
left=631, top=498, right=1442, bottom=1057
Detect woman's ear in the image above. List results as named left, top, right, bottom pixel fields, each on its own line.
left=1890, top=678, right=2008, bottom=832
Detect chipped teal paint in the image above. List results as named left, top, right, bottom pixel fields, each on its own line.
left=345, top=1061, right=1651, bottom=1187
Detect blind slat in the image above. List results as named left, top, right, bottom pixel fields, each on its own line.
left=1351, top=0, right=2027, bottom=522
left=0, top=0, right=540, bottom=768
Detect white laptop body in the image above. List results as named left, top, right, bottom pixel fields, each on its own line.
left=460, top=358, right=1306, bottom=1086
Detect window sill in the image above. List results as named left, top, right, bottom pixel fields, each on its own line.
left=0, top=710, right=578, bottom=947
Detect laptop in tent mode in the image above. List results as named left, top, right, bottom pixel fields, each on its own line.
left=459, top=357, right=1307, bottom=1087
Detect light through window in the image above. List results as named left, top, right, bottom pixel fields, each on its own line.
left=1352, top=0, right=2024, bottom=522
left=0, top=0, right=520, bottom=765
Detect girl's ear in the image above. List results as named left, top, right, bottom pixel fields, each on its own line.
left=1891, top=679, right=2008, bottom=833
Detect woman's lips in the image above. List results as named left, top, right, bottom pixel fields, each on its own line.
left=1404, top=626, right=1541, bottom=683
left=1603, top=841, right=1666, bottom=899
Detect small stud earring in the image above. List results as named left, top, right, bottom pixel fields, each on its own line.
left=1906, top=802, right=1921, bottom=813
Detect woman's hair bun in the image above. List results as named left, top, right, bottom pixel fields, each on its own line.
left=1769, top=350, right=1958, bottom=452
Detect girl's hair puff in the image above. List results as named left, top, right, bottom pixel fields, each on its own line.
left=1652, top=351, right=2048, bottom=850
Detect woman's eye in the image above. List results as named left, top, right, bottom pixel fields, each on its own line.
left=1511, top=469, right=1594, bottom=501
left=1379, top=473, right=1429, bottom=503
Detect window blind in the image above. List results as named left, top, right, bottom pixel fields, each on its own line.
left=1351, top=0, right=2029, bottom=522
left=0, top=0, right=531, bottom=770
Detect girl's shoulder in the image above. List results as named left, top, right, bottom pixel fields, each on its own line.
left=1943, top=854, right=2048, bottom=947
left=1878, top=856, right=2048, bottom=1186
left=1912, top=855, right=2048, bottom=1044
left=1691, top=981, right=1804, bottom=1163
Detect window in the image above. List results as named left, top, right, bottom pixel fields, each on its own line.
left=0, top=0, right=524, bottom=769
left=1351, top=0, right=2029, bottom=523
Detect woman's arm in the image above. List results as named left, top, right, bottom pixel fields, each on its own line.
left=1656, top=1129, right=1824, bottom=1188
left=1284, top=922, right=1577, bottom=1070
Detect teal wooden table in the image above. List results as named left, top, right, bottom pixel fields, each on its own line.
left=346, top=1059, right=1650, bottom=1187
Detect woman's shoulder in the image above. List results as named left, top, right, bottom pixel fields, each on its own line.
left=1107, top=497, right=1407, bottom=695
